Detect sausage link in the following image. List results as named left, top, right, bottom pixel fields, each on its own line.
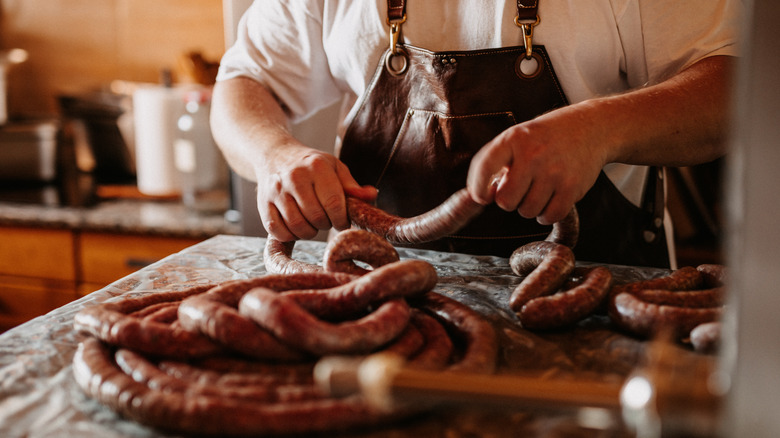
left=544, top=206, right=580, bottom=248
left=608, top=266, right=705, bottom=299
left=323, top=229, right=400, bottom=275
left=178, top=273, right=355, bottom=361
left=347, top=188, right=485, bottom=245
left=239, top=287, right=412, bottom=356
left=140, top=303, right=180, bottom=324
left=406, top=309, right=454, bottom=370
left=610, top=292, right=722, bottom=338
left=115, top=348, right=324, bottom=403
left=629, top=287, right=724, bottom=308
left=282, top=259, right=438, bottom=319
left=382, top=323, right=425, bottom=359
left=158, top=359, right=314, bottom=387
left=264, top=238, right=323, bottom=275
left=73, top=338, right=394, bottom=437
left=415, top=292, right=498, bottom=374
left=509, top=241, right=576, bottom=311
left=697, top=264, right=727, bottom=288
left=689, top=321, right=722, bottom=354
left=517, top=266, right=613, bottom=330
left=73, top=285, right=223, bottom=359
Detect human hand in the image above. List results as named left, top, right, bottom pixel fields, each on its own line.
left=466, top=110, right=606, bottom=225
left=255, top=144, right=377, bottom=241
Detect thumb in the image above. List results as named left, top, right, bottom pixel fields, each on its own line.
left=335, top=162, right=378, bottom=202
left=467, top=142, right=513, bottom=205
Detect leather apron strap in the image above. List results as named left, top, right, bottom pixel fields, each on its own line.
left=339, top=1, right=670, bottom=267
left=387, top=0, right=539, bottom=21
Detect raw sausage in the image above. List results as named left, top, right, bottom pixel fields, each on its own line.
left=322, top=229, right=400, bottom=275
left=697, top=263, right=727, bottom=287
left=282, top=260, right=438, bottom=319
left=178, top=273, right=355, bottom=360
left=265, top=229, right=400, bottom=275
left=509, top=241, right=576, bottom=311
left=544, top=206, right=580, bottom=248
left=629, top=287, right=724, bottom=308
left=264, top=239, right=323, bottom=275
left=346, top=188, right=484, bottom=245
left=73, top=285, right=223, bottom=359
left=689, top=321, right=722, bottom=354
left=414, top=292, right=498, bottom=374
left=406, top=309, right=454, bottom=370
left=608, top=266, right=705, bottom=298
left=239, top=287, right=412, bottom=356
left=517, top=266, right=613, bottom=330
left=607, top=264, right=727, bottom=343
left=115, top=348, right=324, bottom=403
left=610, top=292, right=722, bottom=338
left=73, top=338, right=397, bottom=437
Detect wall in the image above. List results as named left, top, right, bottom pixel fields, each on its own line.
left=0, top=0, right=225, bottom=118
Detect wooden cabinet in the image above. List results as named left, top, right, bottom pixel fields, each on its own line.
left=0, top=226, right=202, bottom=332
left=0, top=226, right=76, bottom=281
left=78, top=232, right=200, bottom=295
left=0, top=226, right=77, bottom=331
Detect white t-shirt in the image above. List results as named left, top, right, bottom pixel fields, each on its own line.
left=218, top=0, right=740, bottom=207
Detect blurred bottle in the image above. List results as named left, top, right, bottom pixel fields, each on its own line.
left=174, top=87, right=230, bottom=214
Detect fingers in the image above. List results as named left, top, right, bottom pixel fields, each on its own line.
left=261, top=193, right=318, bottom=241
left=468, top=124, right=587, bottom=226
left=337, top=161, right=377, bottom=204
left=259, top=153, right=370, bottom=240
left=466, top=139, right=514, bottom=205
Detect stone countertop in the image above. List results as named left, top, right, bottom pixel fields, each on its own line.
left=0, top=235, right=699, bottom=438
left=0, top=198, right=242, bottom=239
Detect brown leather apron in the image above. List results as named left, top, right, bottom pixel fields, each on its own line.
left=339, top=0, right=670, bottom=268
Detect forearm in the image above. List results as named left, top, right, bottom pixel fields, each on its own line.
left=467, top=55, right=734, bottom=223
left=584, top=55, right=734, bottom=167
left=210, top=76, right=305, bottom=181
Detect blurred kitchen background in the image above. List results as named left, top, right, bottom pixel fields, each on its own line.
left=0, top=0, right=346, bottom=236
left=2, top=1, right=779, bottom=434
left=0, top=0, right=724, bottom=264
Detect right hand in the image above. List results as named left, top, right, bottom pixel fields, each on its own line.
left=255, top=144, right=377, bottom=241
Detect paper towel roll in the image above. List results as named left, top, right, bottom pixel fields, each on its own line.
left=133, top=86, right=185, bottom=196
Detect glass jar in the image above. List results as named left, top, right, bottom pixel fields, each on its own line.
left=174, top=87, right=230, bottom=214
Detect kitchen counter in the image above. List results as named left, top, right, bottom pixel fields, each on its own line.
left=0, top=197, right=241, bottom=239
left=0, top=234, right=707, bottom=438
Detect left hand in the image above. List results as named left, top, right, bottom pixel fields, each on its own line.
left=466, top=107, right=606, bottom=225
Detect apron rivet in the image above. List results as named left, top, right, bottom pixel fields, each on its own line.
left=644, top=230, right=657, bottom=243
left=450, top=57, right=457, bottom=64
left=654, top=217, right=663, bottom=228
left=442, top=58, right=449, bottom=64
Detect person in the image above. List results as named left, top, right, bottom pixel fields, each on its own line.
left=210, top=0, right=740, bottom=268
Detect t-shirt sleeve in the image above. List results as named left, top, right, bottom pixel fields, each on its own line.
left=216, top=0, right=343, bottom=123
left=621, top=0, right=741, bottom=87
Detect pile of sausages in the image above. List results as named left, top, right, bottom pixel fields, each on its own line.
left=500, top=204, right=726, bottom=353
left=72, top=187, right=728, bottom=434
left=72, top=228, right=498, bottom=436
left=270, top=189, right=727, bottom=352
left=505, top=208, right=616, bottom=330
left=607, top=264, right=726, bottom=353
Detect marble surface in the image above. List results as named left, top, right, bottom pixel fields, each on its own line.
left=0, top=235, right=677, bottom=438
left=0, top=199, right=241, bottom=239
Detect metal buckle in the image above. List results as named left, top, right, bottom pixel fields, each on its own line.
left=386, top=15, right=407, bottom=55
left=385, top=14, right=408, bottom=75
left=514, top=15, right=540, bottom=59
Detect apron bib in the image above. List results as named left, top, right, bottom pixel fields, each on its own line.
left=339, top=0, right=670, bottom=268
